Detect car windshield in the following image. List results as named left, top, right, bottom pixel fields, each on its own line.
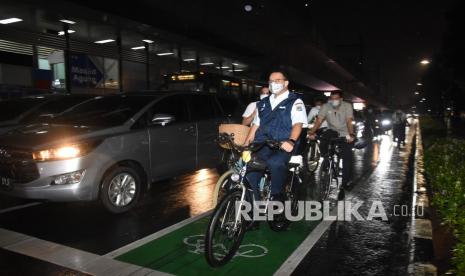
left=52, top=96, right=152, bottom=127
left=0, top=97, right=49, bottom=122
left=20, top=95, right=92, bottom=123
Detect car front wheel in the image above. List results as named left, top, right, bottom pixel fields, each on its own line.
left=100, top=166, right=142, bottom=214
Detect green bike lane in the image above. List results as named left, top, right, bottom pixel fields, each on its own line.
left=114, top=215, right=320, bottom=275
left=110, top=136, right=384, bottom=275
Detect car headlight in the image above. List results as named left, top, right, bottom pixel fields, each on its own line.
left=33, top=141, right=100, bottom=161
left=381, top=119, right=391, bottom=126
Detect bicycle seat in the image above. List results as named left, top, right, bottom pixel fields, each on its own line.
left=288, top=155, right=303, bottom=169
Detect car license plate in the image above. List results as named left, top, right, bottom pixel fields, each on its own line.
left=0, top=177, right=12, bottom=189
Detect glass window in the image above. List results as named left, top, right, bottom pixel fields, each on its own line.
left=38, top=59, right=51, bottom=70
left=150, top=95, right=189, bottom=123
left=188, top=95, right=218, bottom=121
left=53, top=95, right=152, bottom=127
left=104, top=57, right=119, bottom=89
left=0, top=97, right=48, bottom=121
left=20, top=95, right=92, bottom=123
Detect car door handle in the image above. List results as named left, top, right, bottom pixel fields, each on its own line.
left=183, top=126, right=195, bottom=133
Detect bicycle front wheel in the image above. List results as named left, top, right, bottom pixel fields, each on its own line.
left=268, top=174, right=300, bottom=232
left=316, top=161, right=333, bottom=201
left=212, top=169, right=235, bottom=207
left=205, top=190, right=246, bottom=267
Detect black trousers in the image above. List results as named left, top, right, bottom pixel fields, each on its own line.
left=319, top=134, right=354, bottom=185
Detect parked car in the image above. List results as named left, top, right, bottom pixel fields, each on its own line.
left=0, top=94, right=93, bottom=135
left=0, top=92, right=227, bottom=213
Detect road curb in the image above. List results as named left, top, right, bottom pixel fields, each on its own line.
left=408, top=121, right=437, bottom=276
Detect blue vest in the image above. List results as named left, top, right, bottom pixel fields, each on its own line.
left=254, top=93, right=299, bottom=142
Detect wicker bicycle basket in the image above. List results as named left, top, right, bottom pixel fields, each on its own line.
left=218, top=124, right=250, bottom=149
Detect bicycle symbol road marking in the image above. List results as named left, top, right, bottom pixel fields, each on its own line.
left=183, top=234, right=268, bottom=258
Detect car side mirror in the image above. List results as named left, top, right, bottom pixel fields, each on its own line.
left=151, top=114, right=176, bottom=126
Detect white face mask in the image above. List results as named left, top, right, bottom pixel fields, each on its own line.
left=330, top=99, right=341, bottom=107
left=260, top=94, right=269, bottom=100
left=269, top=82, right=284, bottom=94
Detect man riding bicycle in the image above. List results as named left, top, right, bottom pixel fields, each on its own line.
left=244, top=70, right=307, bottom=202
left=308, top=91, right=355, bottom=189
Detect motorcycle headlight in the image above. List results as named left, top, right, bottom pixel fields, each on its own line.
left=381, top=119, right=391, bottom=126
left=33, top=141, right=100, bottom=161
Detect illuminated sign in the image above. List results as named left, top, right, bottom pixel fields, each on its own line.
left=170, top=74, right=196, bottom=81
left=353, top=102, right=366, bottom=110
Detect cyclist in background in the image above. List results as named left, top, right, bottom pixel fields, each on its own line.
left=307, top=97, right=328, bottom=129
left=242, top=87, right=270, bottom=126
left=308, top=91, right=355, bottom=188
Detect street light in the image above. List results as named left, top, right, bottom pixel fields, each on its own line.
left=414, top=91, right=420, bottom=95
left=420, top=59, right=430, bottom=65
left=417, top=82, right=422, bottom=86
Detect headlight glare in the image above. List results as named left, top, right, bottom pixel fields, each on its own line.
left=33, top=145, right=81, bottom=161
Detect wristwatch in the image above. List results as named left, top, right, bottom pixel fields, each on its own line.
left=287, top=138, right=296, bottom=145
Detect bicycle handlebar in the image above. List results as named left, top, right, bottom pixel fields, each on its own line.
left=218, top=132, right=245, bottom=152
left=218, top=132, right=285, bottom=152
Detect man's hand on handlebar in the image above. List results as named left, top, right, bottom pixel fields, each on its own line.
left=243, top=137, right=254, bottom=147
left=280, top=141, right=294, bottom=153
left=346, top=134, right=355, bottom=143
left=307, top=131, right=317, bottom=141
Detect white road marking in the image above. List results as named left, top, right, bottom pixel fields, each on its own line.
left=0, top=228, right=170, bottom=276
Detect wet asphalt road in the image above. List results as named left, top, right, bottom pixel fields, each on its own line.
left=0, top=169, right=219, bottom=255
left=0, top=128, right=414, bottom=274
left=294, top=128, right=415, bottom=275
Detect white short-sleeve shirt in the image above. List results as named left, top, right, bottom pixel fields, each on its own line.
left=252, top=91, right=308, bottom=128
left=242, top=101, right=257, bottom=118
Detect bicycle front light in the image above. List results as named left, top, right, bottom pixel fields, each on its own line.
left=230, top=173, right=240, bottom=182
left=381, top=119, right=391, bottom=126
left=242, top=150, right=252, bottom=163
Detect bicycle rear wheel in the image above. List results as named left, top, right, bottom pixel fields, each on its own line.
left=205, top=190, right=246, bottom=267
left=268, top=174, right=300, bottom=232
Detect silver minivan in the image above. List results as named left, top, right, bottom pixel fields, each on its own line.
left=0, top=92, right=226, bottom=213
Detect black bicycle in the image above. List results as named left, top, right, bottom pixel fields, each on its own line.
left=305, top=138, right=321, bottom=173
left=205, top=134, right=303, bottom=267
left=315, top=136, right=348, bottom=202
